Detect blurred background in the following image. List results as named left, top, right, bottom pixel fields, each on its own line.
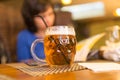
left=0, top=0, right=120, bottom=62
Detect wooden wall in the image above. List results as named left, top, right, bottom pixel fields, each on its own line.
left=0, top=4, right=25, bottom=62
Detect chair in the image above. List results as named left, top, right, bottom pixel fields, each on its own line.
left=54, top=11, right=73, bottom=26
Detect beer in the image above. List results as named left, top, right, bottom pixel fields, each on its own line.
left=44, top=26, right=76, bottom=66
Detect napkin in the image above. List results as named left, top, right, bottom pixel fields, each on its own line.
left=78, top=62, right=120, bottom=72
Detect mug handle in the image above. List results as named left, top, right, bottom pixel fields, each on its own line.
left=31, top=39, right=46, bottom=62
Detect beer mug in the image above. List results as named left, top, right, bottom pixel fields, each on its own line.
left=31, top=26, right=76, bottom=66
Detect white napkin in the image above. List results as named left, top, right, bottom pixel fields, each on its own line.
left=78, top=62, right=120, bottom=72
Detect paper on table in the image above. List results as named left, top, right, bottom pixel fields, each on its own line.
left=78, top=62, right=120, bottom=72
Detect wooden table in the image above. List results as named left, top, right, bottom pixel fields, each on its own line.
left=0, top=60, right=120, bottom=80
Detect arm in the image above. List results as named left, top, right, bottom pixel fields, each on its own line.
left=17, top=32, right=32, bottom=62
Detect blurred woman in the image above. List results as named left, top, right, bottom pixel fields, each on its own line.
left=17, top=0, right=55, bottom=62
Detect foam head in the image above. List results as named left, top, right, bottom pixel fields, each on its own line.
left=45, top=26, right=75, bottom=35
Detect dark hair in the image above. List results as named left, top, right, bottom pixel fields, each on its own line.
left=21, top=0, right=54, bottom=33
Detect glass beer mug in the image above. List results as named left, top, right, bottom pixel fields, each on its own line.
left=31, top=26, right=76, bottom=66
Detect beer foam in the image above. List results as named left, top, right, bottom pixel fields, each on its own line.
left=45, top=26, right=76, bottom=35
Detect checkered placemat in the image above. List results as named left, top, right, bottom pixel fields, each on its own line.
left=7, top=63, right=88, bottom=77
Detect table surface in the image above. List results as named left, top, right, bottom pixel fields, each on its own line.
left=0, top=60, right=120, bottom=80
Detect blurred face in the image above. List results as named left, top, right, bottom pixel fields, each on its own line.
left=34, top=6, right=55, bottom=32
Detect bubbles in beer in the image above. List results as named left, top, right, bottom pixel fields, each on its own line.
left=44, top=35, right=76, bottom=65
